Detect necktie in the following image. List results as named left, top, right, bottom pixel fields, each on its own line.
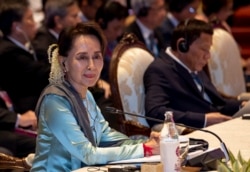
left=148, top=33, right=158, bottom=57
left=191, top=72, right=204, bottom=94
left=191, top=73, right=212, bottom=103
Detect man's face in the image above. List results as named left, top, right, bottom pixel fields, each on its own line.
left=60, top=3, right=81, bottom=29
left=80, top=0, right=104, bottom=21
left=147, top=0, right=167, bottom=29
left=18, top=7, right=37, bottom=40
left=183, top=33, right=212, bottom=71
left=104, top=18, right=126, bottom=42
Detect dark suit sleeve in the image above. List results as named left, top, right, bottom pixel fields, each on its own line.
left=0, top=98, right=17, bottom=130
left=220, top=98, right=242, bottom=115
left=200, top=71, right=242, bottom=115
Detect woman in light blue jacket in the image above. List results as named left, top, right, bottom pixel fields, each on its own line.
left=31, top=22, right=160, bottom=172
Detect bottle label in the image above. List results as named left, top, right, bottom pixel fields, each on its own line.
left=160, top=140, right=181, bottom=172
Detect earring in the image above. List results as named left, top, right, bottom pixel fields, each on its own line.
left=62, top=62, right=67, bottom=73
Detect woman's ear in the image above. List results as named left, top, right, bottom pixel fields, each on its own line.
left=59, top=56, right=67, bottom=72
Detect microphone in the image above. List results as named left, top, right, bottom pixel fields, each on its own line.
left=105, top=107, right=230, bottom=163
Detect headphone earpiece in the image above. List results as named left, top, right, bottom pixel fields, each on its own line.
left=177, top=19, right=190, bottom=53
left=178, top=39, right=189, bottom=53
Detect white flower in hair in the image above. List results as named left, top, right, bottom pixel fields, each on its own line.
left=47, top=44, right=65, bottom=84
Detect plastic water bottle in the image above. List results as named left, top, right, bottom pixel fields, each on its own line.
left=160, top=111, right=181, bottom=172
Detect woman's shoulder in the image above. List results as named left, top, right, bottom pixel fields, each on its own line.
left=37, top=84, right=72, bottom=109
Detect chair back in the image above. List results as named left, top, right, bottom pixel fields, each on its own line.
left=208, top=28, right=246, bottom=97
left=109, top=33, right=154, bottom=136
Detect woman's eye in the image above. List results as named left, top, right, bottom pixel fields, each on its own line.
left=79, top=55, right=89, bottom=60
left=93, top=54, right=103, bottom=60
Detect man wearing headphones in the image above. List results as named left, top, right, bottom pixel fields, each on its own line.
left=125, top=0, right=166, bottom=57
left=157, top=0, right=201, bottom=47
left=144, top=19, right=244, bottom=129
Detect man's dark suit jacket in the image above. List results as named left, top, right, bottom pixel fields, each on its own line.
left=156, top=17, right=176, bottom=47
left=125, top=21, right=165, bottom=56
left=0, top=37, right=50, bottom=113
left=32, top=26, right=57, bottom=64
left=0, top=95, right=36, bottom=157
left=0, top=96, right=17, bottom=131
left=144, top=50, right=242, bottom=128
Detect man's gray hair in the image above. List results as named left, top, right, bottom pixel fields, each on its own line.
left=44, top=0, right=77, bottom=28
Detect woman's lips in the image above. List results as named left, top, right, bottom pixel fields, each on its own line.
left=84, top=73, right=96, bottom=78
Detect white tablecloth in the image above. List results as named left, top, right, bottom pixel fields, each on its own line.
left=187, top=117, right=250, bottom=160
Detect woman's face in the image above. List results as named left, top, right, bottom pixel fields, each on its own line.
left=64, top=35, right=103, bottom=91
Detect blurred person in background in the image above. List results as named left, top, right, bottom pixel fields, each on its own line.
left=95, top=0, right=129, bottom=83
left=94, top=0, right=129, bottom=131
left=0, top=87, right=36, bottom=158
left=32, top=0, right=81, bottom=63
left=125, top=0, right=166, bottom=57
left=202, top=0, right=233, bottom=33
left=157, top=0, right=200, bottom=47
left=0, top=0, right=50, bottom=113
left=77, top=0, right=105, bottom=22
left=200, top=0, right=250, bottom=92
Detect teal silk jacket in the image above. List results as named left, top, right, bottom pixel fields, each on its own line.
left=31, top=90, right=145, bottom=172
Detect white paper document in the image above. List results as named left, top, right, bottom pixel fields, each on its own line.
left=108, top=155, right=160, bottom=164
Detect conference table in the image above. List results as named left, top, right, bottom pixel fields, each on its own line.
left=73, top=117, right=250, bottom=172
left=187, top=117, right=250, bottom=160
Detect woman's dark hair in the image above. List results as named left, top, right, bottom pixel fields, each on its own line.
left=171, top=19, right=213, bottom=51
left=202, top=0, right=232, bottom=17
left=0, top=0, right=29, bottom=35
left=58, top=21, right=107, bottom=57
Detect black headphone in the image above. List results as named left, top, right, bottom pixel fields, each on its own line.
left=178, top=19, right=190, bottom=53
